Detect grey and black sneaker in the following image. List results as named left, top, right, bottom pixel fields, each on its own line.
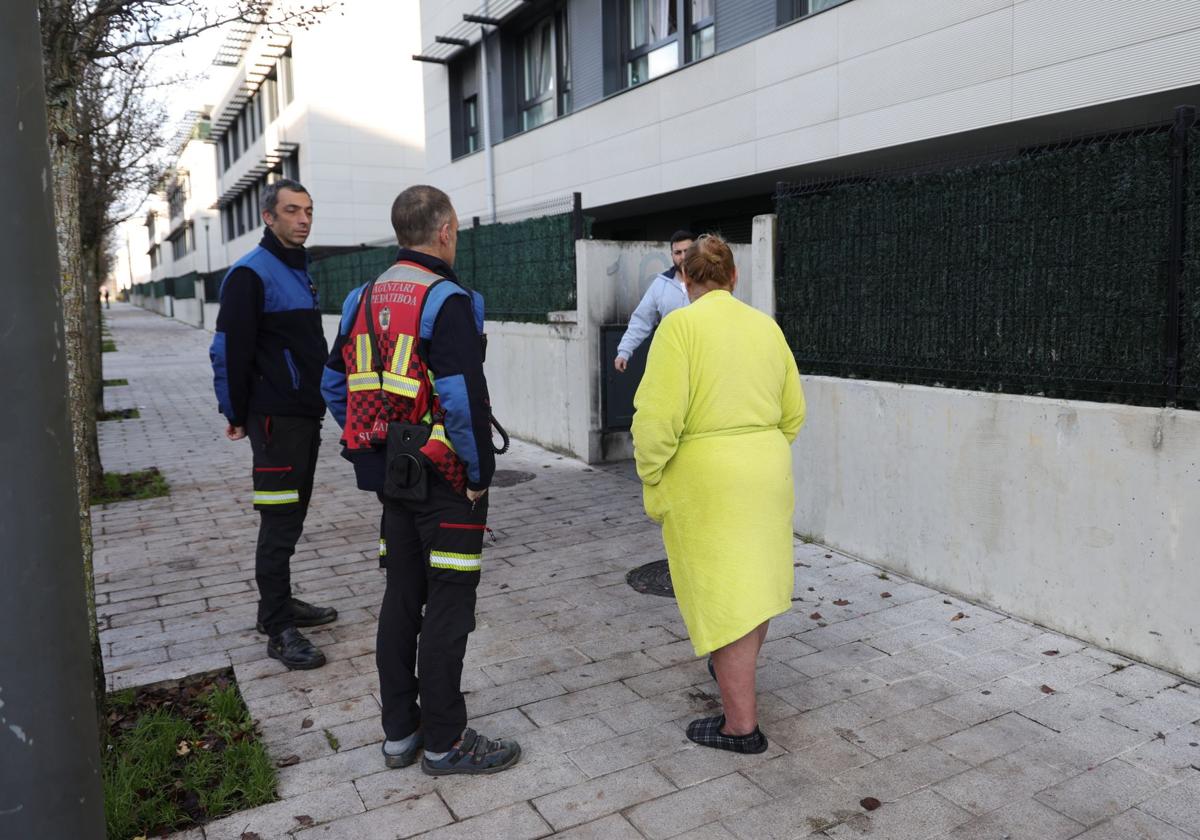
left=267, top=627, right=326, bottom=670
left=257, top=598, right=338, bottom=634
left=421, top=728, right=521, bottom=776
left=382, top=732, right=423, bottom=769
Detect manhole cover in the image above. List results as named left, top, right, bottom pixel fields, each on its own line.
left=492, top=470, right=535, bottom=487
left=626, top=559, right=674, bottom=597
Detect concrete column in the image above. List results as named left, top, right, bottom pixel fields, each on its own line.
left=751, top=214, right=777, bottom=319
left=0, top=1, right=107, bottom=837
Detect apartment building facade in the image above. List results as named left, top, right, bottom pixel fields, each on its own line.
left=134, top=0, right=428, bottom=289
left=417, top=0, right=1200, bottom=239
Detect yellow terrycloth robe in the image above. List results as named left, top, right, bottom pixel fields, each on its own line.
left=632, top=290, right=806, bottom=656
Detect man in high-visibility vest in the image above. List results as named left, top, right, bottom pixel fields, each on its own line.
left=322, top=185, right=520, bottom=776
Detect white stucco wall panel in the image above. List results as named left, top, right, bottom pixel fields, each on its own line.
left=839, top=77, right=1013, bottom=157
left=754, top=9, right=838, bottom=89
left=837, top=0, right=1013, bottom=61
left=656, top=50, right=759, bottom=122
left=1013, top=0, right=1200, bottom=73
left=838, top=9, right=1013, bottom=119
left=755, top=120, right=839, bottom=172
left=659, top=141, right=759, bottom=195
left=660, top=95, right=760, bottom=161
left=755, top=66, right=839, bottom=138
left=1012, top=25, right=1200, bottom=121
left=590, top=125, right=662, bottom=182
left=792, top=376, right=1200, bottom=680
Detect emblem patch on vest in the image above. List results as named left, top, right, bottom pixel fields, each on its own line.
left=379, top=307, right=391, bottom=331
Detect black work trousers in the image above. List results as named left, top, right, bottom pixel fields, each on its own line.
left=377, top=478, right=487, bottom=752
left=247, top=414, right=321, bottom=637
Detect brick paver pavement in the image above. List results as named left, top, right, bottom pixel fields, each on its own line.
left=95, top=303, right=1200, bottom=839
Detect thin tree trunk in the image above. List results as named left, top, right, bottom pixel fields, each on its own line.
left=42, top=21, right=106, bottom=717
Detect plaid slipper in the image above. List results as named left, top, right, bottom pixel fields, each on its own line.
left=686, top=715, right=768, bottom=754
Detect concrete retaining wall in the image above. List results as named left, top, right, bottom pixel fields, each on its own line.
left=792, top=377, right=1200, bottom=681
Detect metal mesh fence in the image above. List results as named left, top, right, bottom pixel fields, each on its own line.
left=775, top=117, right=1198, bottom=408
left=307, top=194, right=588, bottom=322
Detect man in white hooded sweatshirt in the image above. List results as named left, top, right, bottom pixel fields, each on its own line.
left=613, top=229, right=695, bottom=372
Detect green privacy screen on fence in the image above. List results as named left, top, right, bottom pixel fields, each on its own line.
left=308, top=211, right=587, bottom=321
left=776, top=119, right=1199, bottom=408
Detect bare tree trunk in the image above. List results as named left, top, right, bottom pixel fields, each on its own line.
left=84, top=244, right=105, bottom=486
left=42, top=18, right=105, bottom=714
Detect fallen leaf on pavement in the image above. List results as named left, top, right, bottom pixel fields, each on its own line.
left=809, top=612, right=822, bottom=620
left=833, top=599, right=850, bottom=606
left=1042, top=650, right=1060, bottom=656
left=860, top=797, right=882, bottom=811
left=276, top=755, right=301, bottom=767
left=1040, top=685, right=1056, bottom=694
left=294, top=815, right=314, bottom=827
left=950, top=612, right=967, bottom=621
left=301, top=717, right=314, bottom=729
left=880, top=592, right=892, bottom=598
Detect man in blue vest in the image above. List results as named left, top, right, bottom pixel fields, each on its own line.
left=209, top=178, right=336, bottom=670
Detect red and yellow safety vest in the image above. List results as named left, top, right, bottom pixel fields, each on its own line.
left=340, top=261, right=467, bottom=492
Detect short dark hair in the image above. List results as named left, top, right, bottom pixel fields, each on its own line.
left=391, top=185, right=455, bottom=247
left=262, top=178, right=309, bottom=215
left=670, top=229, right=696, bottom=245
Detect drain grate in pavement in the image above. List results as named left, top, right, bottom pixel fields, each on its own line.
left=492, top=470, right=536, bottom=487
left=626, top=559, right=674, bottom=597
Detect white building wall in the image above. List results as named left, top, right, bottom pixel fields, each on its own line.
left=211, top=0, right=426, bottom=262
left=421, top=0, right=1200, bottom=218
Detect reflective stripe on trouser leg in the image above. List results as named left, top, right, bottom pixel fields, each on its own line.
left=254, top=490, right=300, bottom=505
left=429, top=550, right=481, bottom=572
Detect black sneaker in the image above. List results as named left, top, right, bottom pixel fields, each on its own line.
left=421, top=728, right=521, bottom=776
left=267, top=627, right=327, bottom=670
left=256, top=598, right=338, bottom=634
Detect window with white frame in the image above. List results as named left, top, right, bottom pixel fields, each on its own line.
left=518, top=7, right=571, bottom=133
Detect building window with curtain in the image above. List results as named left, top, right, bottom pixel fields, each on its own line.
left=689, top=0, right=714, bottom=60
left=625, top=0, right=678, bottom=87
left=778, top=0, right=850, bottom=25
left=520, top=18, right=556, bottom=131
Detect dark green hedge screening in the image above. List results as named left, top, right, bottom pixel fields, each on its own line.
left=776, top=126, right=1198, bottom=407
left=307, top=212, right=586, bottom=321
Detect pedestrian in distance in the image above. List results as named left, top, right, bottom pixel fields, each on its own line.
left=632, top=233, right=806, bottom=754
left=321, top=185, right=520, bottom=776
left=209, top=178, right=337, bottom=671
left=613, top=229, right=695, bottom=372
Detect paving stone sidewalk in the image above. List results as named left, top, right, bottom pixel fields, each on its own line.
left=95, top=303, right=1200, bottom=839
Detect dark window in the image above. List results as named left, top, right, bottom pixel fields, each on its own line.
left=282, top=149, right=300, bottom=181
left=464, top=96, right=480, bottom=154
left=778, top=0, right=850, bottom=25
left=234, top=199, right=245, bottom=238
left=278, top=48, right=294, bottom=108
left=220, top=134, right=230, bottom=171
left=222, top=205, right=235, bottom=242
left=449, top=47, right=481, bottom=160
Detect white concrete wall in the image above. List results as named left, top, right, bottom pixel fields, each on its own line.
left=209, top=0, right=427, bottom=265
left=791, top=377, right=1200, bottom=682
left=171, top=297, right=203, bottom=328
left=422, top=0, right=1200, bottom=218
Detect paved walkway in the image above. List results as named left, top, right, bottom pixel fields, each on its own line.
left=96, top=303, right=1200, bottom=840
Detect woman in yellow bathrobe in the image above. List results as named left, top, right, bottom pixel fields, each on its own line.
left=632, top=233, right=805, bottom=753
